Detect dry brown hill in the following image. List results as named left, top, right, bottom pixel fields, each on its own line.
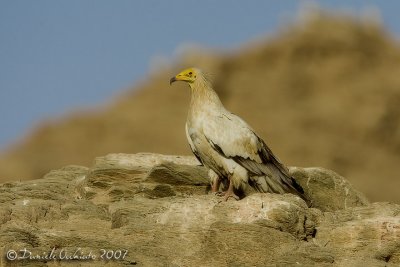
left=1, top=14, right=400, bottom=203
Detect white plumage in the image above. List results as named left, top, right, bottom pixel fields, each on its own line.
left=171, top=67, right=309, bottom=204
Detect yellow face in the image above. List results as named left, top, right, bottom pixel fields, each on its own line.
left=170, top=68, right=198, bottom=85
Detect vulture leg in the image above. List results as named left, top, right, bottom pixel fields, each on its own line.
left=211, top=176, right=221, bottom=193
left=223, top=178, right=240, bottom=201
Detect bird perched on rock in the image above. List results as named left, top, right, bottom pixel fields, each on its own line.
left=170, top=67, right=309, bottom=205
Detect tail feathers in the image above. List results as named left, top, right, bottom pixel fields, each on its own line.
left=250, top=172, right=311, bottom=207
left=232, top=156, right=311, bottom=206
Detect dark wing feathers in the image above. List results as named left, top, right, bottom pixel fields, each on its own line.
left=186, top=123, right=203, bottom=166
left=190, top=145, right=203, bottom=166
left=256, top=135, right=305, bottom=195
left=205, top=121, right=308, bottom=203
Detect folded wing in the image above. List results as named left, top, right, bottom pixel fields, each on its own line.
left=202, top=112, right=306, bottom=198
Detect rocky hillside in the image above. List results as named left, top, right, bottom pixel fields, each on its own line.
left=1, top=153, right=399, bottom=266
left=1, top=14, right=400, bottom=203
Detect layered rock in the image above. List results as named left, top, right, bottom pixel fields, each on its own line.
left=0, top=153, right=398, bottom=266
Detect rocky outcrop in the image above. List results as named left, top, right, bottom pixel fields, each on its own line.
left=0, top=153, right=398, bottom=266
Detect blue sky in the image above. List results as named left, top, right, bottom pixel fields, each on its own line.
left=1, top=1, right=399, bottom=150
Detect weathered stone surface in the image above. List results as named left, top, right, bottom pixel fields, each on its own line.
left=290, top=167, right=370, bottom=211
left=94, top=153, right=200, bottom=171
left=315, top=202, right=400, bottom=266
left=146, top=162, right=209, bottom=186
left=0, top=153, right=398, bottom=266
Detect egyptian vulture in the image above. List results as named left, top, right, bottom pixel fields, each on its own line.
left=170, top=67, right=309, bottom=204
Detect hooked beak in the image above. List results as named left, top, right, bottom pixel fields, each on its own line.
left=169, top=76, right=177, bottom=85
